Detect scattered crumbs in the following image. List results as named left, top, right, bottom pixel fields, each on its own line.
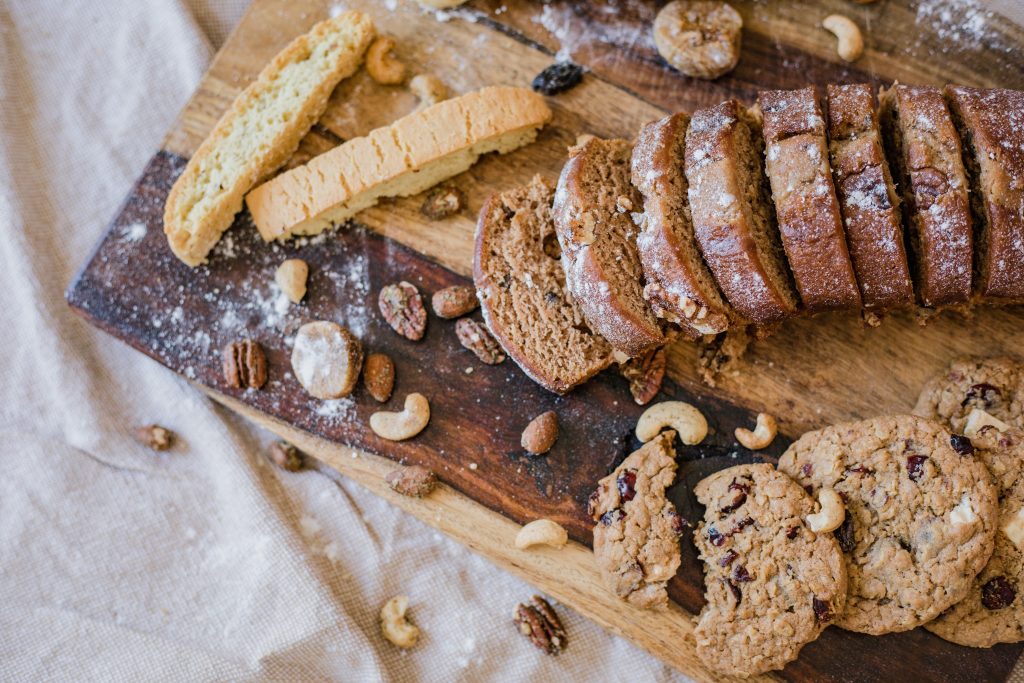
left=469, top=463, right=478, bottom=471
left=464, top=367, right=473, bottom=374
left=315, top=397, right=357, bottom=425
left=300, top=515, right=322, bottom=538
left=119, top=222, right=147, bottom=242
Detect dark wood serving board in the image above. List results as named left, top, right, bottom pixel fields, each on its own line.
left=67, top=1, right=1024, bottom=680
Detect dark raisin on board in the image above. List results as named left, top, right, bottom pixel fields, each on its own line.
left=531, top=61, right=584, bottom=96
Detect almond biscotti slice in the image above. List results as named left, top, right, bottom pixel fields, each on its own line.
left=759, top=87, right=862, bottom=313
left=474, top=176, right=613, bottom=394
left=684, top=100, right=798, bottom=324
left=631, top=113, right=734, bottom=337
left=945, top=86, right=1024, bottom=304
left=164, top=12, right=376, bottom=266
left=826, top=84, right=914, bottom=315
left=247, top=86, right=552, bottom=240
left=880, top=84, right=973, bottom=308
left=553, top=136, right=664, bottom=358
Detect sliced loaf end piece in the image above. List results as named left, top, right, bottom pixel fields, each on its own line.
left=631, top=113, right=734, bottom=337
left=553, top=136, right=665, bottom=358
left=474, top=176, right=613, bottom=394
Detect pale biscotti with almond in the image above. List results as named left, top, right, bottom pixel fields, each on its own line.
left=247, top=86, right=552, bottom=240
left=164, top=12, right=376, bottom=266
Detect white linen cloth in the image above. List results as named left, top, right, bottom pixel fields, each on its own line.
left=2, top=2, right=1022, bottom=682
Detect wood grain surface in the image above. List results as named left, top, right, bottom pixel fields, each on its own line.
left=67, top=1, right=1024, bottom=681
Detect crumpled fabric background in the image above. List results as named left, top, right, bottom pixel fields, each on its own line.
left=1, top=1, right=1022, bottom=682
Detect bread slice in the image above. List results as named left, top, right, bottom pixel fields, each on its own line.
left=684, top=100, right=798, bottom=324
left=825, top=84, right=914, bottom=313
left=474, top=176, right=613, bottom=394
left=631, top=113, right=734, bottom=337
left=879, top=84, right=973, bottom=308
left=945, top=86, right=1024, bottom=304
left=247, top=86, right=552, bottom=240
left=759, top=87, right=862, bottom=312
left=164, top=12, right=376, bottom=266
left=553, top=136, right=665, bottom=358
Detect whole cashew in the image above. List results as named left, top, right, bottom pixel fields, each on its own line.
left=514, top=519, right=568, bottom=550
left=806, top=488, right=845, bottom=533
left=635, top=401, right=708, bottom=445
left=366, top=36, right=406, bottom=85
left=963, top=408, right=1010, bottom=437
left=823, top=14, right=864, bottom=62
left=380, top=595, right=420, bottom=648
left=370, top=393, right=430, bottom=441
left=409, top=74, right=449, bottom=110
left=735, top=413, right=778, bottom=450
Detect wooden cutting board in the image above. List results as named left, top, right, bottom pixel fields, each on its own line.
left=66, top=1, right=1024, bottom=681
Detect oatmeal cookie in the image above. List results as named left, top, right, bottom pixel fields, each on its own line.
left=693, top=464, right=847, bottom=677
left=914, top=357, right=1024, bottom=433
left=778, top=415, right=999, bottom=634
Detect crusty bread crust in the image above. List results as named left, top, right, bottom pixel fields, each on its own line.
left=759, top=87, right=862, bottom=312
left=945, top=86, right=1024, bottom=303
left=247, top=86, right=552, bottom=240
left=163, top=12, right=376, bottom=266
left=826, top=84, right=914, bottom=312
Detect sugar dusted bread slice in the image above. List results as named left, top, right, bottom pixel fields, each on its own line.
left=759, top=87, right=862, bottom=312
left=631, top=113, right=734, bottom=337
left=826, top=84, right=914, bottom=313
left=247, top=86, right=552, bottom=240
left=880, top=84, right=973, bottom=308
left=164, top=12, right=376, bottom=266
left=474, top=176, right=613, bottom=394
left=684, top=101, right=798, bottom=324
left=945, top=86, right=1024, bottom=304
left=553, top=136, right=665, bottom=358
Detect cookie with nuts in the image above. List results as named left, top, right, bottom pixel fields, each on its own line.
left=913, top=357, right=1024, bottom=433
left=693, top=464, right=847, bottom=678
left=653, top=1, right=743, bottom=80
left=291, top=321, right=363, bottom=399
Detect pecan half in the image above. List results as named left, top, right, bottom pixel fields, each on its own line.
left=363, top=353, right=396, bottom=403
left=385, top=465, right=438, bottom=497
left=420, top=185, right=465, bottom=220
left=431, top=285, right=478, bottom=319
left=620, top=347, right=666, bottom=405
left=513, top=596, right=567, bottom=655
left=379, top=282, right=427, bottom=341
left=223, top=339, right=268, bottom=389
left=455, top=318, right=505, bottom=365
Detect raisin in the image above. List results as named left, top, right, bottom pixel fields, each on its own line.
left=950, top=434, right=975, bottom=456
left=531, top=61, right=584, bottom=96
left=728, top=477, right=752, bottom=494
left=812, top=597, right=834, bottom=622
left=707, top=527, right=725, bottom=546
left=720, top=491, right=747, bottom=515
left=719, top=550, right=738, bottom=567
left=962, top=383, right=1002, bottom=408
left=907, top=454, right=928, bottom=481
left=599, top=509, right=624, bottom=527
left=786, top=525, right=800, bottom=539
left=616, top=470, right=637, bottom=502
left=732, top=565, right=753, bottom=583
left=981, top=576, right=1017, bottom=610
left=834, top=516, right=856, bottom=553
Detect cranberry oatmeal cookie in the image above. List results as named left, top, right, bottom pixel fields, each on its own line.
left=914, top=357, right=1024, bottom=433
left=779, top=415, right=999, bottom=634
left=693, top=464, right=847, bottom=678
left=588, top=431, right=683, bottom=609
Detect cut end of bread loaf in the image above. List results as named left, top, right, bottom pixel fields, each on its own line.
left=246, top=86, right=552, bottom=241
left=164, top=11, right=376, bottom=266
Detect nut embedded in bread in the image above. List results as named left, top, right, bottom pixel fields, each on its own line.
left=163, top=12, right=376, bottom=266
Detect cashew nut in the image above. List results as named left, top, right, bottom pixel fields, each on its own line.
left=963, top=408, right=1010, bottom=437
left=366, top=36, right=406, bottom=85
left=735, top=413, right=778, bottom=450
left=275, top=258, right=308, bottom=303
left=380, top=595, right=420, bottom=648
left=635, top=401, right=708, bottom=445
left=370, top=393, right=430, bottom=441
left=409, top=74, right=449, bottom=110
left=823, top=14, right=864, bottom=62
left=514, top=519, right=568, bottom=550
left=806, top=488, right=845, bottom=533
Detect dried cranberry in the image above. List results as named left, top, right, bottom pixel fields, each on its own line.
left=600, top=509, right=624, bottom=527
left=728, top=477, right=752, bottom=494
left=616, top=470, right=637, bottom=502
left=724, top=579, right=742, bottom=604
left=732, top=565, right=753, bottom=583
left=812, top=597, right=834, bottom=622
left=845, top=465, right=872, bottom=476
left=668, top=511, right=690, bottom=536
left=719, top=550, right=739, bottom=567
left=586, top=490, right=600, bottom=519
left=720, top=492, right=747, bottom=515
left=834, top=516, right=856, bottom=553
left=531, top=61, right=584, bottom=96
left=732, top=517, right=754, bottom=534
left=800, top=462, right=814, bottom=477
left=981, top=576, right=1017, bottom=610
left=707, top=527, right=725, bottom=546
left=907, top=454, right=929, bottom=481
left=962, top=383, right=1002, bottom=408
left=950, top=434, right=975, bottom=456
left=786, top=525, right=800, bottom=539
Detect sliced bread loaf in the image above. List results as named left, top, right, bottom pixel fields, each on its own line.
left=164, top=12, right=376, bottom=266
left=759, top=87, right=862, bottom=312
left=879, top=84, right=973, bottom=308
left=945, top=86, right=1024, bottom=303
left=684, top=100, right=798, bottom=324
left=553, top=137, right=665, bottom=358
left=631, top=113, right=734, bottom=337
left=825, top=84, right=914, bottom=312
left=474, top=176, right=613, bottom=394
left=247, top=86, right=552, bottom=240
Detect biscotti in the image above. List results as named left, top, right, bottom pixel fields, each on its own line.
left=553, top=136, right=664, bottom=357
left=759, top=87, right=861, bottom=312
left=474, top=176, right=613, bottom=394
left=945, top=86, right=1024, bottom=303
left=631, top=113, right=734, bottom=337
left=164, top=12, right=376, bottom=266
left=825, top=84, right=914, bottom=313
left=247, top=86, right=552, bottom=240
left=684, top=100, right=798, bottom=324
left=880, top=84, right=973, bottom=308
